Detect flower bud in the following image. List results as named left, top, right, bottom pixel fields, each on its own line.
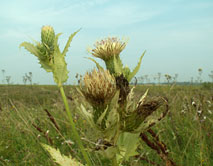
left=41, top=25, right=55, bottom=48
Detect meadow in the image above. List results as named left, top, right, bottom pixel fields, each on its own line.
left=0, top=84, right=212, bottom=166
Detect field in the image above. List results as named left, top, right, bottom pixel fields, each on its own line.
left=0, top=84, right=212, bottom=166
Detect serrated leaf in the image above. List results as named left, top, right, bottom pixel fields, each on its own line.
left=127, top=51, right=146, bottom=82
left=86, top=57, right=104, bottom=71
left=104, top=91, right=120, bottom=139
left=122, top=66, right=131, bottom=80
left=20, top=42, right=53, bottom=72
left=113, top=56, right=123, bottom=75
left=19, top=42, right=41, bottom=58
left=117, top=132, right=140, bottom=162
left=39, top=60, right=52, bottom=72
left=62, top=29, right=81, bottom=56
left=79, top=104, right=96, bottom=129
left=108, top=90, right=120, bottom=112
left=97, top=105, right=108, bottom=126
left=55, top=33, right=62, bottom=46
left=97, top=146, right=118, bottom=159
left=42, top=144, right=84, bottom=166
left=52, top=49, right=69, bottom=86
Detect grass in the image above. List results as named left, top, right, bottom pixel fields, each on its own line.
left=0, top=84, right=213, bottom=166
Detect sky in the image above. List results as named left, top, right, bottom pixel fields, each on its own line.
left=0, top=0, right=213, bottom=84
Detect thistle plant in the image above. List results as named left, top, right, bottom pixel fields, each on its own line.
left=76, top=37, right=170, bottom=165
left=20, top=26, right=92, bottom=166
left=20, top=28, right=171, bottom=165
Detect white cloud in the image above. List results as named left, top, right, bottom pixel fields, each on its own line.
left=0, top=0, right=164, bottom=29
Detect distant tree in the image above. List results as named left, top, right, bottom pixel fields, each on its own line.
left=197, top=68, right=203, bottom=83
left=173, top=73, right=178, bottom=83
left=157, top=72, right=161, bottom=84
left=165, top=74, right=172, bottom=84
left=28, top=72, right=33, bottom=85
left=23, top=75, right=27, bottom=85
left=153, top=76, right=157, bottom=84
left=137, top=76, right=144, bottom=84
left=5, top=76, right=11, bottom=85
left=1, top=69, right=5, bottom=84
left=209, top=71, right=213, bottom=82
left=144, top=75, right=149, bottom=84
left=191, top=77, right=194, bottom=84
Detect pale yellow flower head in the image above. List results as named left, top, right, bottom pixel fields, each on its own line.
left=89, top=37, right=128, bottom=61
left=81, top=69, right=116, bottom=107
left=41, top=25, right=55, bottom=47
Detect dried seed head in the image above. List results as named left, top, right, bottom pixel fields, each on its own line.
left=41, top=25, right=55, bottom=48
left=123, top=97, right=165, bottom=132
left=81, top=69, right=116, bottom=107
left=89, top=37, right=127, bottom=61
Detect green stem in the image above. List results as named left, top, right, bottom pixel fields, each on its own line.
left=112, top=156, right=119, bottom=166
left=59, top=86, right=92, bottom=166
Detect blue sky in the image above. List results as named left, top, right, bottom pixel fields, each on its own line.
left=0, top=0, right=213, bottom=84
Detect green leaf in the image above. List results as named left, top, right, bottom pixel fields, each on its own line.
left=52, top=48, right=69, bottom=86
left=54, top=33, right=62, bottom=47
left=117, top=132, right=140, bottom=162
left=97, top=146, right=118, bottom=159
left=104, top=91, right=120, bottom=139
left=127, top=51, right=146, bottom=82
left=62, top=29, right=81, bottom=56
left=97, top=105, right=108, bottom=127
left=41, top=144, right=84, bottom=166
left=39, top=60, right=52, bottom=72
left=19, top=42, right=41, bottom=58
left=122, top=66, right=131, bottom=79
left=78, top=104, right=96, bottom=129
left=20, top=42, right=53, bottom=72
left=113, top=56, right=123, bottom=75
left=86, top=57, right=104, bottom=71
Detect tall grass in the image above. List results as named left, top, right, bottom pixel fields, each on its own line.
left=0, top=84, right=212, bottom=165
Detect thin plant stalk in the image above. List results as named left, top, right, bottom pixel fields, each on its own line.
left=59, top=86, right=92, bottom=166
left=112, top=157, right=119, bottom=166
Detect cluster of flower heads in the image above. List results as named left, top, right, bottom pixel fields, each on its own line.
left=89, top=37, right=127, bottom=61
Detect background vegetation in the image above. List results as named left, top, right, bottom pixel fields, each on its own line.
left=0, top=83, right=212, bottom=166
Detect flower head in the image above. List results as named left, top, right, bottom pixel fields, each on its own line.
left=89, top=37, right=127, bottom=61
left=41, top=25, right=55, bottom=48
left=81, top=69, right=116, bottom=107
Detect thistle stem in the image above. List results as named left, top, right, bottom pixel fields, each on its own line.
left=112, top=156, right=119, bottom=166
left=59, top=86, right=92, bottom=166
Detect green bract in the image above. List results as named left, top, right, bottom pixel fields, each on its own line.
left=20, top=25, right=80, bottom=87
